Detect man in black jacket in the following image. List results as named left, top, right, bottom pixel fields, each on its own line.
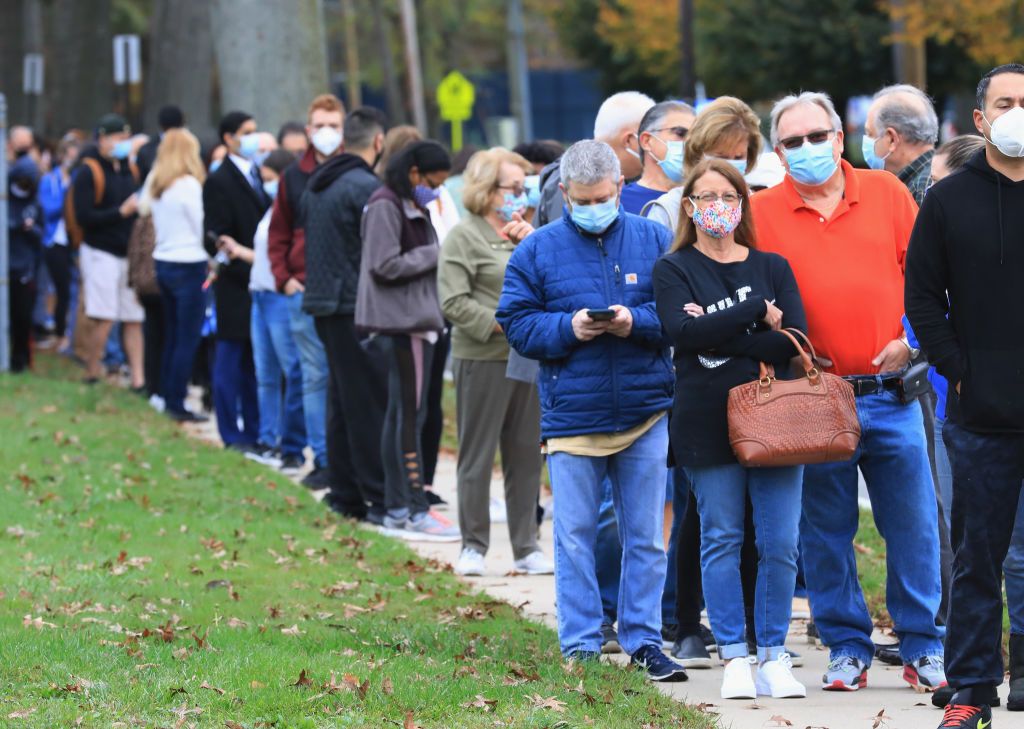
left=136, top=105, right=184, bottom=181
left=202, top=110, right=269, bottom=451
left=906, top=63, right=1024, bottom=729
left=301, top=107, right=388, bottom=522
left=75, top=113, right=143, bottom=387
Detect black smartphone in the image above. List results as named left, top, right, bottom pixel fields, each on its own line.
left=586, top=308, right=616, bottom=321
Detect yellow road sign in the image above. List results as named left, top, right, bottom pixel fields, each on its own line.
left=437, top=70, right=475, bottom=122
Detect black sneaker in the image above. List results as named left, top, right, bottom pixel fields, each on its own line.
left=600, top=624, right=622, bottom=654
left=671, top=633, right=712, bottom=669
left=933, top=686, right=999, bottom=710
left=425, top=489, right=449, bottom=510
left=245, top=445, right=282, bottom=467
left=936, top=702, right=992, bottom=729
left=874, top=641, right=903, bottom=666
left=630, top=644, right=688, bottom=683
left=301, top=466, right=333, bottom=490
left=278, top=453, right=305, bottom=473
left=322, top=491, right=366, bottom=520
left=661, top=624, right=678, bottom=648
left=362, top=508, right=386, bottom=527
left=699, top=623, right=717, bottom=652
left=167, top=409, right=209, bottom=423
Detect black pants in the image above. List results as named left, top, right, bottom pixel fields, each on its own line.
left=944, top=420, right=1024, bottom=694
left=314, top=314, right=388, bottom=516
left=9, top=277, right=36, bottom=372
left=421, top=327, right=449, bottom=487
left=676, top=489, right=757, bottom=639
left=44, top=245, right=73, bottom=338
left=140, top=293, right=163, bottom=397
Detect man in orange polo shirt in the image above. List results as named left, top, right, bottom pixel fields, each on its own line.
left=751, top=92, right=945, bottom=695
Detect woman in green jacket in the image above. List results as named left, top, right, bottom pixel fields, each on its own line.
left=437, top=147, right=553, bottom=578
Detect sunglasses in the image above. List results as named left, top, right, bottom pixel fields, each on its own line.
left=777, top=129, right=835, bottom=151
left=648, top=125, right=690, bottom=140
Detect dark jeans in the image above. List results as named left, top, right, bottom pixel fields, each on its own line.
left=140, top=293, right=163, bottom=397
left=421, top=327, right=449, bottom=487
left=10, top=277, right=36, bottom=372
left=44, top=245, right=73, bottom=337
left=314, top=314, right=388, bottom=515
left=156, top=261, right=206, bottom=414
left=379, top=334, right=434, bottom=518
left=919, top=390, right=952, bottom=626
left=211, top=338, right=259, bottom=447
left=943, top=420, right=1024, bottom=692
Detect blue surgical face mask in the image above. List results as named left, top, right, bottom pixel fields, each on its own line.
left=651, top=136, right=684, bottom=183
left=112, top=140, right=132, bottom=160
left=209, top=159, right=223, bottom=173
left=524, top=175, right=541, bottom=208
left=783, top=139, right=838, bottom=186
left=705, top=155, right=748, bottom=175
left=413, top=184, right=441, bottom=208
left=498, top=191, right=529, bottom=222
left=860, top=134, right=890, bottom=171
left=569, top=196, right=620, bottom=234
left=238, top=132, right=261, bottom=160
left=263, top=179, right=279, bottom=199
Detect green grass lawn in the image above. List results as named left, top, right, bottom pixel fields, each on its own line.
left=0, top=357, right=711, bottom=729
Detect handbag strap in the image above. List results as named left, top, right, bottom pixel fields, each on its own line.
left=759, top=329, right=818, bottom=385
left=784, top=327, right=821, bottom=363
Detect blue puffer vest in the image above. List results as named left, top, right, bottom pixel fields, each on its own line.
left=497, top=208, right=673, bottom=439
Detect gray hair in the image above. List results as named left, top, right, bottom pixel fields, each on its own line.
left=560, top=139, right=621, bottom=187
left=593, top=91, right=656, bottom=140
left=769, top=91, right=843, bottom=147
left=872, top=84, right=939, bottom=145
left=637, top=100, right=696, bottom=164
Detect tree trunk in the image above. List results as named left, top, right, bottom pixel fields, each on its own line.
left=371, top=0, right=405, bottom=125
left=144, top=0, right=215, bottom=139
left=209, top=0, right=329, bottom=137
left=0, top=0, right=27, bottom=127
left=46, top=0, right=114, bottom=136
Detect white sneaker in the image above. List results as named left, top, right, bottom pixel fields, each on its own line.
left=756, top=653, right=806, bottom=698
left=455, top=548, right=485, bottom=576
left=513, top=550, right=554, bottom=575
left=148, top=394, right=165, bottom=412
left=489, top=497, right=507, bottom=523
left=721, top=656, right=757, bottom=700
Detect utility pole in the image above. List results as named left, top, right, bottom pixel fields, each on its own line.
left=507, top=0, right=533, bottom=143
left=339, top=0, right=362, bottom=108
left=0, top=93, right=9, bottom=372
left=890, top=0, right=926, bottom=89
left=399, top=0, right=427, bottom=134
left=371, top=0, right=404, bottom=124
left=678, top=0, right=697, bottom=103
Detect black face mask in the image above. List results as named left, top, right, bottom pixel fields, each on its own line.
left=14, top=148, right=30, bottom=159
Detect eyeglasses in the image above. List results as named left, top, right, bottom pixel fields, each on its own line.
left=777, top=129, right=835, bottom=150
left=496, top=183, right=526, bottom=197
left=649, top=125, right=689, bottom=140
left=689, top=192, right=742, bottom=206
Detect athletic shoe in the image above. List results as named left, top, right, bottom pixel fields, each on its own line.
left=228, top=442, right=260, bottom=456
left=875, top=641, right=903, bottom=666
left=513, top=550, right=554, bottom=575
left=398, top=511, right=460, bottom=542
left=700, top=623, right=718, bottom=652
left=631, top=645, right=688, bottom=683
left=822, top=655, right=868, bottom=691
left=746, top=636, right=803, bottom=666
left=362, top=508, right=386, bottom=527
left=936, top=701, right=992, bottom=729
left=455, top=548, right=486, bottom=576
left=245, top=445, right=282, bottom=467
left=278, top=453, right=305, bottom=474
left=671, top=633, right=713, bottom=669
left=904, top=655, right=947, bottom=692
left=756, top=653, right=806, bottom=698
left=601, top=624, right=622, bottom=654
left=489, top=497, right=508, bottom=523
left=301, top=466, right=333, bottom=490
left=662, top=624, right=678, bottom=649
left=721, top=656, right=757, bottom=699
left=425, top=490, right=449, bottom=510
left=148, top=394, right=165, bottom=412
left=933, top=684, right=957, bottom=709
left=167, top=408, right=208, bottom=423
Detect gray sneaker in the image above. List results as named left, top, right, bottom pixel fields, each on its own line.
left=822, top=655, right=868, bottom=691
left=399, top=510, right=460, bottom=542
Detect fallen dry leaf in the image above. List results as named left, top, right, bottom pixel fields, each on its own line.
left=768, top=715, right=793, bottom=727
left=403, top=710, right=422, bottom=729
left=225, top=722, right=245, bottom=729
left=528, top=694, right=567, bottom=713
left=7, top=708, right=37, bottom=719
left=291, top=669, right=314, bottom=688
left=22, top=614, right=57, bottom=630
left=461, top=695, right=497, bottom=712
left=200, top=680, right=226, bottom=695
left=382, top=676, right=394, bottom=695
left=281, top=624, right=305, bottom=636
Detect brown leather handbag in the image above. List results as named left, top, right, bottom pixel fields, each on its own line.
left=727, top=329, right=860, bottom=467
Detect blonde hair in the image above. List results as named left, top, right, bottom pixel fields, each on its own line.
left=684, top=96, right=763, bottom=174
left=375, top=125, right=422, bottom=175
left=149, top=128, right=206, bottom=199
left=462, top=147, right=532, bottom=216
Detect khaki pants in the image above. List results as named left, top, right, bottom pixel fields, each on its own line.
left=453, top=358, right=542, bottom=560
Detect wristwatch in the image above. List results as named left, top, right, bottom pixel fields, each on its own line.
left=900, top=335, right=921, bottom=360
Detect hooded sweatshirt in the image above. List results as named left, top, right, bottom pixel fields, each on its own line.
left=905, top=148, right=1024, bottom=433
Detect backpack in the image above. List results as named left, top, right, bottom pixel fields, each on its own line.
left=63, top=158, right=139, bottom=249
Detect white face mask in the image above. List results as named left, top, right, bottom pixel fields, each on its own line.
left=311, top=126, right=343, bottom=157
left=985, top=106, right=1024, bottom=158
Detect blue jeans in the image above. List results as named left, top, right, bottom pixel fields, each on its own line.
left=250, top=291, right=306, bottom=457
left=802, top=388, right=945, bottom=666
left=212, top=339, right=259, bottom=447
left=548, top=417, right=668, bottom=656
left=687, top=462, right=803, bottom=661
left=662, top=468, right=686, bottom=628
left=595, top=482, right=620, bottom=626
left=155, top=261, right=207, bottom=414
left=286, top=292, right=328, bottom=467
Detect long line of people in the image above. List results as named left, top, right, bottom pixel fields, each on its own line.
left=7, top=64, right=1024, bottom=729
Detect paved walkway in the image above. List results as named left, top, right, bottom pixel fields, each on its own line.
left=181, top=412, right=996, bottom=729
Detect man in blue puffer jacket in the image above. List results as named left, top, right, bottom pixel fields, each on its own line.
left=497, top=140, right=685, bottom=681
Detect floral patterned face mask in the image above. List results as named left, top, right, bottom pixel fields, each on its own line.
left=689, top=198, right=743, bottom=239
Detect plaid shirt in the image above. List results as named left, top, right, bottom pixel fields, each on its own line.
left=897, top=149, right=934, bottom=207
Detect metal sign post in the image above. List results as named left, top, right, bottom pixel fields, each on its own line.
left=112, top=35, right=142, bottom=128
left=0, top=93, right=9, bottom=372
left=437, top=71, right=475, bottom=152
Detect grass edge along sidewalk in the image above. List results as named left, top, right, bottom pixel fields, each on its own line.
left=0, top=361, right=713, bottom=729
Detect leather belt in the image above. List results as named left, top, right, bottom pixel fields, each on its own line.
left=840, top=374, right=901, bottom=397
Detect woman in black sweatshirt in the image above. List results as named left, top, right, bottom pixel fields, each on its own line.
left=653, top=159, right=808, bottom=701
